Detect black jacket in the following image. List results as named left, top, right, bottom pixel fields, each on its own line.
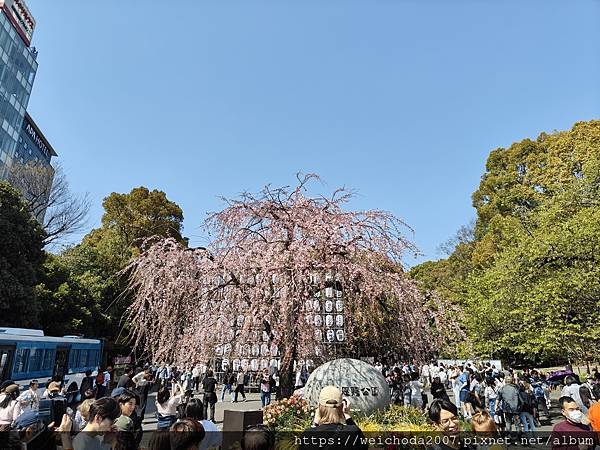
left=202, top=377, right=217, bottom=393
left=431, top=381, right=448, bottom=399
left=299, top=418, right=368, bottom=450
left=518, top=390, right=535, bottom=414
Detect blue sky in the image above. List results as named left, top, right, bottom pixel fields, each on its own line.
left=26, top=0, right=599, bottom=265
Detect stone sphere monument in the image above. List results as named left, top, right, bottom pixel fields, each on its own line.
left=303, top=358, right=390, bottom=415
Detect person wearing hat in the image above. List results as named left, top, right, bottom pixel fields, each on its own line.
left=298, top=386, right=367, bottom=450
left=43, top=381, right=64, bottom=399
left=0, top=383, right=23, bottom=431
left=0, top=380, right=15, bottom=393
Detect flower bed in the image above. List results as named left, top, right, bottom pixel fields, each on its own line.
left=263, top=396, right=434, bottom=433
left=352, top=405, right=435, bottom=433
left=263, top=396, right=313, bottom=431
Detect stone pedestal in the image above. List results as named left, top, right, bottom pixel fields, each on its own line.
left=303, top=358, right=390, bottom=415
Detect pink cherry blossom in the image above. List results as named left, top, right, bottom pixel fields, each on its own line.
left=122, top=174, right=462, bottom=394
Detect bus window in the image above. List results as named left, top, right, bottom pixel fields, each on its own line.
left=69, top=349, right=79, bottom=369
left=42, top=349, right=54, bottom=370
left=89, top=349, right=99, bottom=367
left=78, top=350, right=86, bottom=368
left=15, top=348, right=30, bottom=373
left=29, top=349, right=43, bottom=372
left=54, top=348, right=69, bottom=381
left=0, top=347, right=13, bottom=381
left=86, top=350, right=93, bottom=367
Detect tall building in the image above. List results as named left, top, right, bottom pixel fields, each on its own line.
left=0, top=0, right=56, bottom=218
left=15, top=112, right=56, bottom=221
left=17, top=112, right=56, bottom=167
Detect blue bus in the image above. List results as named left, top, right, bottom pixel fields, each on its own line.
left=0, top=328, right=102, bottom=393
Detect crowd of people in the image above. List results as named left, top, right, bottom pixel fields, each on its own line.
left=427, top=393, right=600, bottom=450
left=378, top=360, right=600, bottom=448
left=0, top=358, right=599, bottom=450
left=0, top=360, right=285, bottom=449
left=0, top=362, right=224, bottom=450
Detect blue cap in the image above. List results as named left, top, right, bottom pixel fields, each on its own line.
left=111, top=387, right=126, bottom=398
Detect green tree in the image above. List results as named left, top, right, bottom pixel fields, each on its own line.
left=0, top=182, right=45, bottom=326
left=38, top=187, right=187, bottom=346
left=464, top=179, right=600, bottom=364
left=36, top=251, right=112, bottom=338
left=472, top=120, right=600, bottom=239
left=410, top=120, right=600, bottom=365
left=99, top=186, right=185, bottom=248
left=80, top=187, right=187, bottom=272
left=410, top=228, right=475, bottom=306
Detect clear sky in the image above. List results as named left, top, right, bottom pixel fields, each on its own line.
left=26, top=0, right=600, bottom=265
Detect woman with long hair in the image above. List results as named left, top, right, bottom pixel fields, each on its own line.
left=466, top=373, right=483, bottom=414
left=147, top=431, right=171, bottom=450
left=156, top=381, right=184, bottom=430
left=518, top=381, right=537, bottom=435
left=0, top=383, right=22, bottom=431
left=170, top=419, right=205, bottom=450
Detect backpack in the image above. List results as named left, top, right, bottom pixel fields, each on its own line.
left=501, top=386, right=522, bottom=414
left=95, top=373, right=105, bottom=385
left=580, top=384, right=598, bottom=404
left=518, top=391, right=533, bottom=414
left=533, top=384, right=545, bottom=399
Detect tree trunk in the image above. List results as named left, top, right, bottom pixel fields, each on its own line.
left=277, top=331, right=299, bottom=399
left=279, top=361, right=296, bottom=399
left=277, top=266, right=299, bottom=399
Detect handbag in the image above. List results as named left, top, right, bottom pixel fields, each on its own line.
left=494, top=408, right=505, bottom=426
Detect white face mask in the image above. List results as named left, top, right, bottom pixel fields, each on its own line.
left=567, top=410, right=584, bottom=423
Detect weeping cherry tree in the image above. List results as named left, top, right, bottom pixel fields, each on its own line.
left=123, top=174, right=461, bottom=395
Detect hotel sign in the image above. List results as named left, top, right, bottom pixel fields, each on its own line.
left=25, top=122, right=50, bottom=159
left=0, top=0, right=35, bottom=46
